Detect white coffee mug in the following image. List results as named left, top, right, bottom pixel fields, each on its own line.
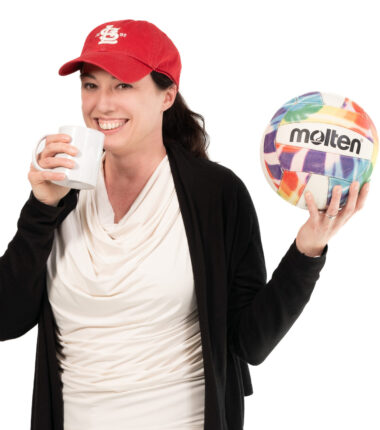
left=32, top=125, right=105, bottom=190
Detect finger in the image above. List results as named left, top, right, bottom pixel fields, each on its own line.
left=338, top=181, right=359, bottom=223
left=29, top=168, right=66, bottom=183
left=40, top=141, right=78, bottom=160
left=41, top=170, right=66, bottom=182
left=322, top=185, right=342, bottom=226
left=45, top=134, right=71, bottom=144
left=355, top=182, right=370, bottom=211
left=304, top=191, right=319, bottom=223
left=38, top=155, right=76, bottom=170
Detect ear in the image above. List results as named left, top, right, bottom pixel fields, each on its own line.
left=162, top=84, right=178, bottom=112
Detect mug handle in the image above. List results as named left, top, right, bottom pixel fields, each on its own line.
left=31, top=135, right=53, bottom=172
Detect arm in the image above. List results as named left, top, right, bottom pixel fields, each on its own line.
left=227, top=174, right=327, bottom=365
left=0, top=188, right=79, bottom=341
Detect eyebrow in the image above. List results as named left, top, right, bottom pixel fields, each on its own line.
left=79, top=72, right=118, bottom=80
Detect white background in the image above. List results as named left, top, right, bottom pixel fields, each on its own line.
left=0, top=0, right=379, bottom=428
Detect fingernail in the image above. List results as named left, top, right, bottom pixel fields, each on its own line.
left=305, top=191, right=311, bottom=199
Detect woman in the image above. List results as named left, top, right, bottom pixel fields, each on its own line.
left=1, top=19, right=369, bottom=430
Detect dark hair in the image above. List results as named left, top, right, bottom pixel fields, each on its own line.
left=150, top=71, right=210, bottom=160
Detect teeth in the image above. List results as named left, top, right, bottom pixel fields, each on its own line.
left=98, top=120, right=127, bottom=130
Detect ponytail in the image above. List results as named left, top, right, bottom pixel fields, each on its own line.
left=150, top=71, right=210, bottom=160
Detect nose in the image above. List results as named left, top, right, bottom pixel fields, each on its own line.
left=95, top=88, right=118, bottom=114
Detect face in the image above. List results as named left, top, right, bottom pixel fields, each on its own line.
left=80, top=63, right=177, bottom=155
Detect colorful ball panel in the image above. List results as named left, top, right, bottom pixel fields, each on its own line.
left=260, top=91, right=378, bottom=210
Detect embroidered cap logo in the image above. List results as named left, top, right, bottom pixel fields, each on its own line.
left=97, top=25, right=121, bottom=45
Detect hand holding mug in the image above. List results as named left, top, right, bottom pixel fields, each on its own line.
left=28, top=134, right=78, bottom=207
left=29, top=125, right=105, bottom=207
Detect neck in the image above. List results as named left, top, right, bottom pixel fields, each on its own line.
left=103, top=141, right=167, bottom=190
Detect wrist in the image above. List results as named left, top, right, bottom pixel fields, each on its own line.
left=295, top=237, right=325, bottom=258
left=31, top=191, right=60, bottom=208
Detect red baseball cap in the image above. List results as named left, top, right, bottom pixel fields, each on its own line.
left=58, top=19, right=182, bottom=88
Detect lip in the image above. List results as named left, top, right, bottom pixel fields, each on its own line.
left=95, top=118, right=129, bottom=134
left=96, top=117, right=129, bottom=121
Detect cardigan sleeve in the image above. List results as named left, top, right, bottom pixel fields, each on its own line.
left=0, top=189, right=79, bottom=341
left=227, top=173, right=327, bottom=365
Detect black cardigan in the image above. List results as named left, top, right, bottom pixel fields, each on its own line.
left=0, top=140, right=327, bottom=429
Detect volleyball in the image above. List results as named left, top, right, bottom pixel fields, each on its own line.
left=260, top=91, right=378, bottom=210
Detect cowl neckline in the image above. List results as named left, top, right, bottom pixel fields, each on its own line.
left=47, top=149, right=177, bottom=289
left=95, top=152, right=169, bottom=234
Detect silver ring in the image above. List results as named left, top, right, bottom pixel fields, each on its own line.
left=325, top=213, right=338, bottom=220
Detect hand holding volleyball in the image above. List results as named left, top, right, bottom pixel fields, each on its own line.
left=295, top=180, right=370, bottom=257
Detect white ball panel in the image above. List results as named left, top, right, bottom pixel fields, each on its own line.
left=296, top=174, right=328, bottom=210
left=321, top=92, right=346, bottom=108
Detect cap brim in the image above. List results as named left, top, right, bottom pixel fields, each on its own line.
left=58, top=52, right=153, bottom=83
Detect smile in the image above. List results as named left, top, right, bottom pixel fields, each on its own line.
left=97, top=118, right=128, bottom=130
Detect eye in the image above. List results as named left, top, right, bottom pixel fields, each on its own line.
left=82, top=82, right=96, bottom=89
left=118, top=83, right=132, bottom=89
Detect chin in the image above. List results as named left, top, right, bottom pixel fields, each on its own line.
left=102, top=137, right=132, bottom=152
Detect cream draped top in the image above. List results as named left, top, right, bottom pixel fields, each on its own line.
left=46, top=152, right=205, bottom=430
